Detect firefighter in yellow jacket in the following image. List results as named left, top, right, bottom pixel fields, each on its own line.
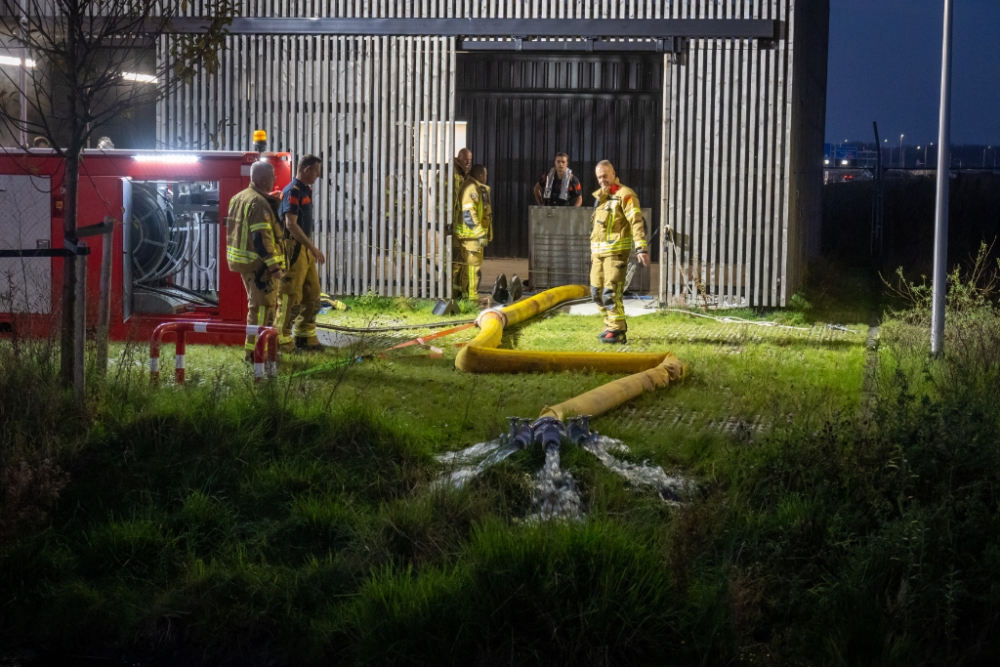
left=453, top=163, right=492, bottom=300
left=590, top=160, right=649, bottom=344
left=451, top=148, right=472, bottom=295
left=226, top=161, right=286, bottom=359
left=452, top=147, right=472, bottom=219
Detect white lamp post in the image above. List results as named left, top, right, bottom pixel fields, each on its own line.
left=931, top=0, right=953, bottom=356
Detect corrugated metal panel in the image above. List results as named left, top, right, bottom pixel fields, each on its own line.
left=157, top=0, right=825, bottom=304
left=529, top=207, right=651, bottom=291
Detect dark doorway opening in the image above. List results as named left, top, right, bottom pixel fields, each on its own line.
left=456, top=52, right=663, bottom=260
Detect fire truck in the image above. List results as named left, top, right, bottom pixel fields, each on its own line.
left=0, top=147, right=292, bottom=342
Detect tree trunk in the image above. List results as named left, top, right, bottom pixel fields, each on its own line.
left=59, top=146, right=82, bottom=387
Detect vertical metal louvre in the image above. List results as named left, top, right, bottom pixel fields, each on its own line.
left=157, top=1, right=458, bottom=298
left=661, top=0, right=799, bottom=307
left=157, top=0, right=814, bottom=305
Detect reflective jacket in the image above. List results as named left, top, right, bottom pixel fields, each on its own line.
left=452, top=158, right=470, bottom=229
left=456, top=177, right=492, bottom=242
left=226, top=185, right=286, bottom=274
left=590, top=180, right=648, bottom=257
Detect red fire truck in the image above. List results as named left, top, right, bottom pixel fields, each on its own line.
left=0, top=147, right=292, bottom=342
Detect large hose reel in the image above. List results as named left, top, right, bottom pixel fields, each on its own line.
left=129, top=183, right=218, bottom=286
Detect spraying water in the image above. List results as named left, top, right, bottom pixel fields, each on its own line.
left=434, top=416, right=690, bottom=519
left=433, top=438, right=520, bottom=490
left=529, top=442, right=584, bottom=522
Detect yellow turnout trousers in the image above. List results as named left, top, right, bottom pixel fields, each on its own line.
left=453, top=238, right=485, bottom=300
left=275, top=241, right=321, bottom=345
left=240, top=265, right=279, bottom=351
left=590, top=252, right=629, bottom=332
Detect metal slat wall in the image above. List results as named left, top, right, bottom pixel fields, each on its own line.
left=157, top=0, right=820, bottom=304
left=661, top=0, right=806, bottom=307
left=157, top=1, right=457, bottom=298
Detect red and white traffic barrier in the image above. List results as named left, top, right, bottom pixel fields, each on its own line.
left=150, top=321, right=278, bottom=385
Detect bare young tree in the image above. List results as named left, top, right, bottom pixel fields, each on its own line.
left=0, top=0, right=234, bottom=390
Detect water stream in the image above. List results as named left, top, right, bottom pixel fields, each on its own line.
left=434, top=419, right=691, bottom=518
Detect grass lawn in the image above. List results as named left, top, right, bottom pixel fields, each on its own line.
left=168, top=298, right=870, bottom=473
left=7, top=268, right=1000, bottom=666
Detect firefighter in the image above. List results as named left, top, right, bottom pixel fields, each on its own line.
left=274, top=154, right=325, bottom=352
left=453, top=163, right=492, bottom=300
left=450, top=148, right=472, bottom=297
left=453, top=147, right=472, bottom=214
left=590, top=160, right=649, bottom=344
left=226, top=161, right=286, bottom=360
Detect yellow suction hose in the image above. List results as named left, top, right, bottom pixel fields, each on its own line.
left=539, top=354, right=686, bottom=420
left=454, top=285, right=686, bottom=419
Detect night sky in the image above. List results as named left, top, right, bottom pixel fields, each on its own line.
left=826, top=0, right=1000, bottom=145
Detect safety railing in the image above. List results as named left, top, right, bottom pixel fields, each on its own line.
left=150, top=321, right=278, bottom=385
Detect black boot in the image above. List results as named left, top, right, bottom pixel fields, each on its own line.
left=597, top=329, right=627, bottom=345
left=491, top=273, right=509, bottom=305
left=508, top=274, right=523, bottom=303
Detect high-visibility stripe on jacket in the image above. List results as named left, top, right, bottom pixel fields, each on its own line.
left=226, top=185, right=286, bottom=273
left=452, top=158, right=469, bottom=230
left=589, top=180, right=648, bottom=257
left=456, top=177, right=492, bottom=241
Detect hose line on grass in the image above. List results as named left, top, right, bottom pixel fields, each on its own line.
left=455, top=285, right=686, bottom=420
left=313, top=296, right=596, bottom=335
left=314, top=318, right=475, bottom=333
left=303, top=287, right=685, bottom=421
left=456, top=285, right=670, bottom=374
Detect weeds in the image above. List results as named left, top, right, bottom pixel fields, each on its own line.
left=0, top=335, right=84, bottom=541
left=4, top=271, right=1000, bottom=666
left=884, top=240, right=1000, bottom=318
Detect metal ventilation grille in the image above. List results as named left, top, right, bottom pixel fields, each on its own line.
left=529, top=207, right=651, bottom=292
left=528, top=207, right=592, bottom=290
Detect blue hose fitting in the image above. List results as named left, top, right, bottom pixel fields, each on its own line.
left=531, top=417, right=567, bottom=449
left=507, top=417, right=535, bottom=449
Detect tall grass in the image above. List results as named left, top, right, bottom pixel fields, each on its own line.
left=3, top=279, right=1000, bottom=665
left=0, top=335, right=83, bottom=542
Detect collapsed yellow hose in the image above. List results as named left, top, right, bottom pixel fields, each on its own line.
left=454, top=285, right=686, bottom=419
left=461, top=285, right=589, bottom=352
left=539, top=354, right=686, bottom=420
left=457, top=346, right=669, bottom=374
left=455, top=285, right=669, bottom=375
